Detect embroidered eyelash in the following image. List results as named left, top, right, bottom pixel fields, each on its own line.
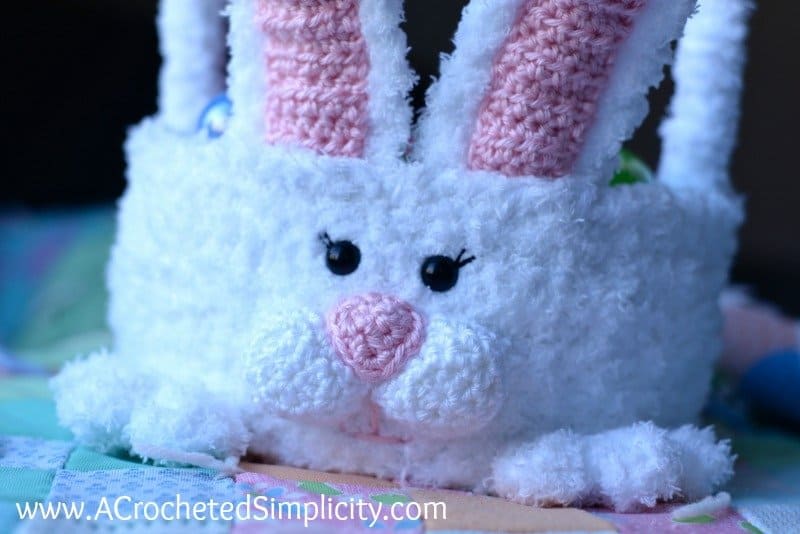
left=319, top=232, right=334, bottom=248
left=456, top=249, right=477, bottom=268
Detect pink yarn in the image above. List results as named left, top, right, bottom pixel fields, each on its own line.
left=326, top=293, right=426, bottom=384
left=467, top=0, right=646, bottom=178
left=257, top=0, right=370, bottom=158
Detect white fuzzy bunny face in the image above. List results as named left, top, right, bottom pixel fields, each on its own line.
left=241, top=164, right=516, bottom=443
left=233, top=162, right=677, bottom=444
left=112, top=0, right=742, bottom=456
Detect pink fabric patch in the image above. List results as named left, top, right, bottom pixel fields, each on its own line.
left=257, top=0, right=370, bottom=158
left=722, top=303, right=799, bottom=375
left=326, top=293, right=425, bottom=384
left=468, top=0, right=646, bottom=178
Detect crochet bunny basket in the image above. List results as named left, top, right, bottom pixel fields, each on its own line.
left=54, top=0, right=753, bottom=511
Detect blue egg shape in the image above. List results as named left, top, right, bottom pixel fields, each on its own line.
left=198, top=94, right=233, bottom=138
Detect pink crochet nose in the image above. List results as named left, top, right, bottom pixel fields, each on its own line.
left=326, top=293, right=426, bottom=384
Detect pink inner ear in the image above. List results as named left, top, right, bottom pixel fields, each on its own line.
left=257, top=0, right=370, bottom=158
left=467, top=0, right=646, bottom=179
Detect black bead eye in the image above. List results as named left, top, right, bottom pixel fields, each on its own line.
left=420, top=249, right=476, bottom=293
left=320, top=233, right=361, bottom=276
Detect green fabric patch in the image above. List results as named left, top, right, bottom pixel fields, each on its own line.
left=741, top=521, right=765, bottom=533
left=0, top=468, right=54, bottom=502
left=64, top=447, right=154, bottom=471
left=10, top=213, right=113, bottom=363
left=0, top=399, right=72, bottom=441
left=673, top=514, right=715, bottom=524
left=297, top=481, right=341, bottom=496
left=17, top=331, right=112, bottom=373
left=371, top=493, right=409, bottom=505
left=610, top=150, right=653, bottom=187
left=732, top=431, right=800, bottom=469
left=0, top=377, right=52, bottom=401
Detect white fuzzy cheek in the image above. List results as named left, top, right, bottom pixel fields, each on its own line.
left=374, top=318, right=505, bottom=439
left=245, top=311, right=369, bottom=420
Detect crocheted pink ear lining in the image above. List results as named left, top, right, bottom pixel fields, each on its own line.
left=257, top=0, right=370, bottom=158
left=468, top=0, right=646, bottom=178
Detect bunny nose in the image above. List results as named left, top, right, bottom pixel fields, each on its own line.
left=326, top=293, right=426, bottom=384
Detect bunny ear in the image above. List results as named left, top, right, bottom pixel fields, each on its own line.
left=157, top=0, right=228, bottom=132
left=226, top=0, right=414, bottom=161
left=415, top=0, right=696, bottom=180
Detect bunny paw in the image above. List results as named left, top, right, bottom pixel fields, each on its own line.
left=491, top=423, right=734, bottom=511
left=664, top=425, right=735, bottom=500
left=583, top=423, right=734, bottom=510
left=492, top=430, right=589, bottom=507
left=53, top=352, right=250, bottom=468
left=582, top=422, right=684, bottom=510
left=51, top=350, right=154, bottom=452
left=127, top=380, right=250, bottom=467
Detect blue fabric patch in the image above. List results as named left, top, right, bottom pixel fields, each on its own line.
left=741, top=350, right=800, bottom=424
left=0, top=436, right=74, bottom=469
left=0, top=502, right=20, bottom=534
left=29, top=469, right=238, bottom=531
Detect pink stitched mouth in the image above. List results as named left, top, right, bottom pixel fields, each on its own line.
left=340, top=401, right=410, bottom=445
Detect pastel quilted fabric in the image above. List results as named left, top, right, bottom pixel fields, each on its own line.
left=25, top=469, right=236, bottom=532
left=0, top=436, right=73, bottom=470
left=0, top=373, right=798, bottom=532
left=594, top=506, right=757, bottom=534
left=739, top=504, right=800, bottom=534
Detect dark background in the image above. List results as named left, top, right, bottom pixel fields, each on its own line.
left=2, top=0, right=798, bottom=311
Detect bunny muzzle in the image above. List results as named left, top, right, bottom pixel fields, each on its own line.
left=245, top=294, right=505, bottom=443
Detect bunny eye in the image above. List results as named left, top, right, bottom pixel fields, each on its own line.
left=420, top=250, right=476, bottom=293
left=320, top=233, right=361, bottom=276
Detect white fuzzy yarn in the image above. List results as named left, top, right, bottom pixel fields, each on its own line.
left=660, top=0, right=755, bottom=190
left=52, top=0, right=751, bottom=510
left=157, top=0, right=228, bottom=132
